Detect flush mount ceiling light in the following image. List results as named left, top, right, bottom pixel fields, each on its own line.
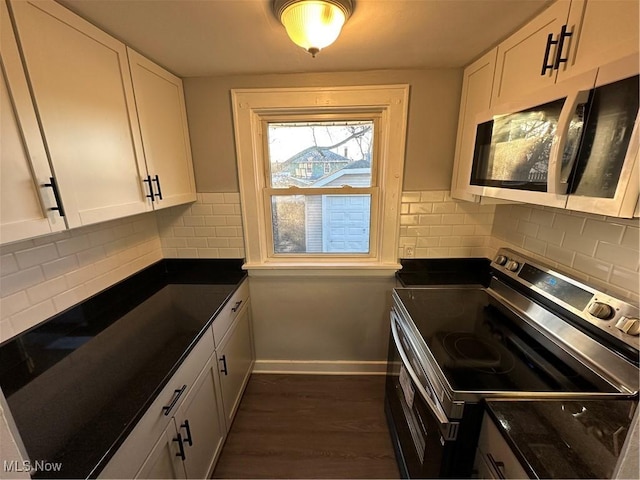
left=273, top=0, right=353, bottom=57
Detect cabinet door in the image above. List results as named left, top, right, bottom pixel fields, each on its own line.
left=135, top=421, right=186, bottom=480
left=9, top=0, right=151, bottom=228
left=0, top=0, right=65, bottom=244
left=217, top=301, right=254, bottom=430
left=492, top=0, right=571, bottom=105
left=450, top=48, right=497, bottom=202
left=127, top=49, right=196, bottom=209
left=558, top=0, right=640, bottom=81
left=175, top=357, right=225, bottom=479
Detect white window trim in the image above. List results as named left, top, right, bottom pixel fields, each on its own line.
left=231, top=85, right=409, bottom=275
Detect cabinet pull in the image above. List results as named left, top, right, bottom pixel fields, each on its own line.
left=162, top=385, right=187, bottom=416
left=173, top=433, right=186, bottom=461
left=43, top=177, right=65, bottom=217
left=143, top=175, right=155, bottom=201
left=553, top=24, right=573, bottom=70
left=152, top=174, right=163, bottom=200
left=231, top=300, right=243, bottom=312
left=219, top=355, right=228, bottom=375
left=487, top=453, right=506, bottom=479
left=181, top=419, right=193, bottom=446
left=541, top=32, right=559, bottom=75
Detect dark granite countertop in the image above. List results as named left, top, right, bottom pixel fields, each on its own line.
left=397, top=257, right=491, bottom=286
left=485, top=399, right=638, bottom=479
left=0, top=259, right=246, bottom=479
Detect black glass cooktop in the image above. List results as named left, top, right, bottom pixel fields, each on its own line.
left=394, top=287, right=618, bottom=394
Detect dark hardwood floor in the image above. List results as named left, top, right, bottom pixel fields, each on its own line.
left=212, top=374, right=400, bottom=479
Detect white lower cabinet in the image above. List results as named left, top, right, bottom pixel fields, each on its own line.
left=474, top=413, right=529, bottom=479
left=136, top=356, right=225, bottom=479
left=216, top=301, right=254, bottom=430
left=136, top=422, right=186, bottom=479
left=175, top=358, right=226, bottom=479
left=100, top=282, right=254, bottom=480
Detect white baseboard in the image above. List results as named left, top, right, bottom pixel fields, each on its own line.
left=252, top=360, right=387, bottom=375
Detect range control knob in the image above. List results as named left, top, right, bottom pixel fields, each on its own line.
left=495, top=255, right=508, bottom=266
left=615, top=317, right=640, bottom=336
left=505, top=260, right=520, bottom=272
left=587, top=302, right=614, bottom=320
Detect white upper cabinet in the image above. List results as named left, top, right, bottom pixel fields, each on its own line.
left=492, top=0, right=639, bottom=106
left=1, top=0, right=66, bottom=244
left=558, top=0, right=640, bottom=81
left=127, top=49, right=197, bottom=209
left=492, top=0, right=572, bottom=105
left=450, top=48, right=497, bottom=202
left=8, top=0, right=151, bottom=229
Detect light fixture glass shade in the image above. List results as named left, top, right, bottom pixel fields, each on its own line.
left=280, top=1, right=347, bottom=56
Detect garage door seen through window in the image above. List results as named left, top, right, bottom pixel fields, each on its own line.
left=266, top=121, right=375, bottom=255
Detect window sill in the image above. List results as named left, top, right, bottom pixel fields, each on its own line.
left=243, top=262, right=401, bottom=277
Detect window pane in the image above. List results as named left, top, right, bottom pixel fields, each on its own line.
left=268, top=121, right=373, bottom=188
left=272, top=195, right=371, bottom=254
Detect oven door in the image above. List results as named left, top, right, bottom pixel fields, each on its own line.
left=385, top=309, right=464, bottom=478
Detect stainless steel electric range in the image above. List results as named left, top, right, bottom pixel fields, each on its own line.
left=385, top=248, right=639, bottom=478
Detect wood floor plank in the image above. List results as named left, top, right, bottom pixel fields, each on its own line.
left=212, top=374, right=400, bottom=479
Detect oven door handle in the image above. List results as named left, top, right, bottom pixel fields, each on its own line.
left=391, top=314, right=452, bottom=427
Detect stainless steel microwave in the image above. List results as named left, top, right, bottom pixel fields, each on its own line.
left=466, top=54, right=639, bottom=218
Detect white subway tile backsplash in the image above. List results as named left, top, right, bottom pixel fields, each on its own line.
left=537, top=225, right=564, bottom=246
left=492, top=203, right=639, bottom=302
left=621, top=226, right=639, bottom=249
left=409, top=203, right=432, bottom=214
left=421, top=191, right=445, bottom=202
left=418, top=214, right=442, bottom=225
left=400, top=215, right=418, bottom=225
left=610, top=266, right=640, bottom=294
left=442, top=214, right=465, bottom=225
left=523, top=236, right=546, bottom=255
left=155, top=195, right=245, bottom=260
left=583, top=219, right=624, bottom=244
left=212, top=204, right=235, bottom=215
left=200, top=192, right=225, bottom=204
left=563, top=233, right=597, bottom=257
left=0, top=292, right=30, bottom=318
left=517, top=220, right=539, bottom=238
left=15, top=245, right=59, bottom=270
left=545, top=244, right=575, bottom=266
left=1, top=267, right=45, bottom=298
left=573, top=254, right=612, bottom=281
left=529, top=208, right=554, bottom=227
left=553, top=213, right=585, bottom=235
left=595, top=242, right=639, bottom=271
left=401, top=192, right=421, bottom=203
left=398, top=191, right=495, bottom=259
left=223, top=192, right=240, bottom=203
left=1, top=254, right=18, bottom=276
left=1, top=213, right=162, bottom=343
left=2, top=187, right=639, bottom=344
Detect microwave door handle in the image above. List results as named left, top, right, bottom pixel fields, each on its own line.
left=548, top=89, right=591, bottom=194
left=390, top=314, right=451, bottom=426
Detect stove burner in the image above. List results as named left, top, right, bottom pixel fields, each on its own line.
left=430, top=332, right=515, bottom=374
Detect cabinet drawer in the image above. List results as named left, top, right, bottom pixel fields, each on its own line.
left=475, top=413, right=529, bottom=479
left=98, top=330, right=214, bottom=479
left=212, top=279, right=249, bottom=347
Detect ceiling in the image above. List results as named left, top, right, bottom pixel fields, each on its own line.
left=58, top=0, right=551, bottom=78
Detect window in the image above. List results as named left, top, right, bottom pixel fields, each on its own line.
left=232, top=85, right=409, bottom=274
left=267, top=120, right=374, bottom=254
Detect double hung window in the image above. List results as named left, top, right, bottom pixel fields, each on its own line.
left=232, top=85, right=409, bottom=273
left=266, top=118, right=376, bottom=255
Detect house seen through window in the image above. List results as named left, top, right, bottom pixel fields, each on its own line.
left=266, top=121, right=375, bottom=254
